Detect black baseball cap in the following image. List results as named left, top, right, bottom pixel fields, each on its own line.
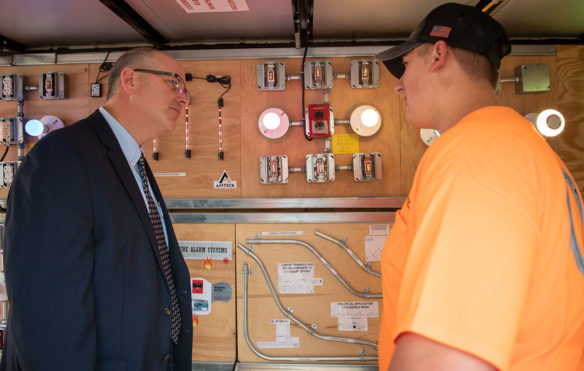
left=377, top=2, right=511, bottom=78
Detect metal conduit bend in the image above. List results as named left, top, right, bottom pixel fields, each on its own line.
left=245, top=238, right=382, bottom=299
left=242, top=262, right=379, bottom=362
left=238, top=244, right=378, bottom=350
left=314, top=230, right=381, bottom=278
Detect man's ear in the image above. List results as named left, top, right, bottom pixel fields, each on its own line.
left=430, top=40, right=448, bottom=72
left=119, top=67, right=136, bottom=95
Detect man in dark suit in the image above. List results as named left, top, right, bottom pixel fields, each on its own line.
left=1, top=48, right=193, bottom=370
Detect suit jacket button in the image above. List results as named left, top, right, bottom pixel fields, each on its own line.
left=164, top=307, right=171, bottom=315
left=163, top=353, right=170, bottom=361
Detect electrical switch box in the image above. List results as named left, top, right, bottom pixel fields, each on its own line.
left=350, top=60, right=380, bottom=89
left=0, top=117, right=24, bottom=145
left=305, top=104, right=334, bottom=138
left=0, top=161, right=21, bottom=188
left=1, top=74, right=24, bottom=101
left=304, top=60, right=333, bottom=89
left=257, top=62, right=286, bottom=91
left=353, top=152, right=382, bottom=181
left=39, top=72, right=65, bottom=100
left=259, top=155, right=289, bottom=184
left=306, top=153, right=335, bottom=183
left=514, top=63, right=550, bottom=94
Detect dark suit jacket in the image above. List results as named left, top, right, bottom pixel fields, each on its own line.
left=1, top=110, right=193, bottom=371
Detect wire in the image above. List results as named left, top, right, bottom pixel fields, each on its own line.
left=187, top=74, right=232, bottom=160
left=95, top=50, right=112, bottom=83
left=0, top=145, right=9, bottom=162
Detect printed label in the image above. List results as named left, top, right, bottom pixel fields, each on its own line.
left=278, top=262, right=315, bottom=294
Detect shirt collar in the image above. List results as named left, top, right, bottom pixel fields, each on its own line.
left=99, top=106, right=142, bottom=168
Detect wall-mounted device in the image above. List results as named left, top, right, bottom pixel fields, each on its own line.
left=350, top=60, right=380, bottom=89
left=0, top=161, right=20, bottom=188
left=420, top=128, right=440, bottom=146
left=258, top=107, right=290, bottom=139
left=306, top=153, right=335, bottom=182
left=498, top=63, right=550, bottom=95
left=0, top=117, right=24, bottom=146
left=349, top=105, right=381, bottom=136
left=304, top=60, right=333, bottom=89
left=259, top=155, right=289, bottom=184
left=305, top=104, right=334, bottom=139
left=352, top=152, right=382, bottom=181
left=1, top=74, right=24, bottom=101
left=525, top=109, right=565, bottom=137
left=39, top=72, right=65, bottom=100
left=24, top=115, right=64, bottom=140
left=257, top=62, right=286, bottom=91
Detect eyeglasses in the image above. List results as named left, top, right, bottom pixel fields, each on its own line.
left=133, top=68, right=191, bottom=105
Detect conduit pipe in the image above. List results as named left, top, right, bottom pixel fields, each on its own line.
left=314, top=230, right=381, bottom=278
left=242, top=262, right=378, bottom=362
left=238, top=244, right=378, bottom=350
left=245, top=238, right=382, bottom=299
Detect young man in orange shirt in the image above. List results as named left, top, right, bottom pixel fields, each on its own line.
left=376, top=3, right=584, bottom=370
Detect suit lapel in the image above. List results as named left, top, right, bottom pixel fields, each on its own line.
left=87, top=110, right=165, bottom=269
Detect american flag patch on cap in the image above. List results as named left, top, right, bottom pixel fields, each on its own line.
left=429, top=25, right=452, bottom=38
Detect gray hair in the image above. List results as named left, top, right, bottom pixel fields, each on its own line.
left=106, top=47, right=158, bottom=100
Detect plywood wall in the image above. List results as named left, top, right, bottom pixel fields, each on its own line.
left=1, top=46, right=582, bottom=200
left=235, top=223, right=385, bottom=363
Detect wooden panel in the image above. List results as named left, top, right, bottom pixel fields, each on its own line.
left=235, top=223, right=387, bottom=363
left=173, top=223, right=237, bottom=363
left=144, top=60, right=243, bottom=199
left=240, top=58, right=402, bottom=198
left=1, top=49, right=583, bottom=199
left=556, top=45, right=584, bottom=194
left=0, top=64, right=93, bottom=199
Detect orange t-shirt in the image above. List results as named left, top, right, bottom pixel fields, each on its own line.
left=378, top=106, right=584, bottom=371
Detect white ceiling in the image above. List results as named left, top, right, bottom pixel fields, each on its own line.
left=0, top=0, right=583, bottom=52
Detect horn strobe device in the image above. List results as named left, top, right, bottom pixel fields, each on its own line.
left=305, top=104, right=334, bottom=138
left=39, top=72, right=65, bottom=100
left=353, top=152, right=382, bottom=181
left=304, top=60, right=333, bottom=89
left=0, top=161, right=21, bottom=188
left=259, top=155, right=289, bottom=184
left=306, top=153, right=335, bottom=182
left=257, top=62, right=286, bottom=91
left=1, top=74, right=24, bottom=101
left=350, top=60, right=380, bottom=89
left=0, top=117, right=24, bottom=145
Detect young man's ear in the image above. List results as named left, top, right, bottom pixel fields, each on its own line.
left=430, top=40, right=448, bottom=72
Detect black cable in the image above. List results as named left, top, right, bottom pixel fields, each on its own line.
left=0, top=145, right=9, bottom=162
left=95, top=50, right=112, bottom=83
left=187, top=74, right=232, bottom=160
left=301, top=44, right=312, bottom=141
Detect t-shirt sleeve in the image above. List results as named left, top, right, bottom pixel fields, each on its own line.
left=393, top=174, right=538, bottom=370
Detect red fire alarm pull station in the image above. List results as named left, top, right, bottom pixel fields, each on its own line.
left=305, top=104, right=334, bottom=139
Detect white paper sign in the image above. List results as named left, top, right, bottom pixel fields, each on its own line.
left=331, top=301, right=379, bottom=318
left=331, top=301, right=379, bottom=332
left=176, top=0, right=249, bottom=13
left=369, top=224, right=390, bottom=235
left=256, top=319, right=301, bottom=349
left=338, top=316, right=368, bottom=331
left=278, top=262, right=314, bottom=294
left=262, top=230, right=303, bottom=236
left=364, top=235, right=386, bottom=262
left=179, top=240, right=232, bottom=260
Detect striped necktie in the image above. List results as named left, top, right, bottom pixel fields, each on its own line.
left=137, top=154, right=181, bottom=344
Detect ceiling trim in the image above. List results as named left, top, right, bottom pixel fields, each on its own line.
left=98, top=0, right=168, bottom=48
left=0, top=35, right=28, bottom=53
left=0, top=44, right=557, bottom=66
